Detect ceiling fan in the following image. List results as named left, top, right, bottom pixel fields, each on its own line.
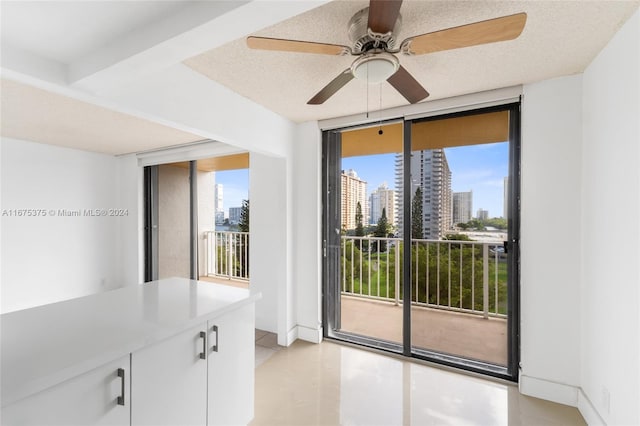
left=246, top=0, right=526, bottom=105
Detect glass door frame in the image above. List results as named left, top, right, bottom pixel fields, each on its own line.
left=322, top=102, right=521, bottom=381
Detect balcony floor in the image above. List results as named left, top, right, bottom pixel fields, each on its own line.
left=199, top=275, right=249, bottom=289
left=340, top=295, right=508, bottom=365
left=200, top=276, right=507, bottom=366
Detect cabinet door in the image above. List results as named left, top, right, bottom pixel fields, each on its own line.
left=208, top=303, right=255, bottom=426
left=1, top=355, right=130, bottom=426
left=132, top=323, right=208, bottom=426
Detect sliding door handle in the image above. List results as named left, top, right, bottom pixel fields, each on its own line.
left=199, top=331, right=207, bottom=360
left=117, top=368, right=125, bottom=406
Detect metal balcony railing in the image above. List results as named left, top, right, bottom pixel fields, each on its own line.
left=204, top=231, right=250, bottom=281
left=341, top=236, right=507, bottom=318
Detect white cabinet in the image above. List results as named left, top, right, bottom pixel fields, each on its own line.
left=1, top=279, right=260, bottom=426
left=129, top=305, right=256, bottom=426
left=131, top=322, right=208, bottom=426
left=1, top=355, right=130, bottom=426
left=208, top=303, right=255, bottom=426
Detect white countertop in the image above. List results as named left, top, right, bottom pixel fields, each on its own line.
left=1, top=278, right=260, bottom=406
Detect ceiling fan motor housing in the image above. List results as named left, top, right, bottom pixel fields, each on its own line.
left=348, top=7, right=402, bottom=53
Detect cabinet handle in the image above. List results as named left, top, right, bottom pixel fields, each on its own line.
left=199, top=331, right=207, bottom=360
left=211, top=325, right=219, bottom=353
left=117, top=368, right=125, bottom=406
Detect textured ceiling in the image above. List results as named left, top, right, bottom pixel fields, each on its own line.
left=185, top=0, right=639, bottom=123
left=0, top=79, right=203, bottom=155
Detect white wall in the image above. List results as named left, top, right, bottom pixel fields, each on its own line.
left=114, top=154, right=144, bottom=285
left=580, top=9, right=640, bottom=425
left=1, top=138, right=120, bottom=313
left=519, top=75, right=583, bottom=404
left=249, top=151, right=289, bottom=340
left=292, top=121, right=323, bottom=343
left=518, top=10, right=640, bottom=423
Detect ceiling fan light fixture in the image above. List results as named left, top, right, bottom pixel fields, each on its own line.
left=351, top=52, right=399, bottom=84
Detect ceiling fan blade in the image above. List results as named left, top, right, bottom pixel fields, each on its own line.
left=247, top=36, right=349, bottom=55
left=308, top=69, right=354, bottom=105
left=387, top=66, right=429, bottom=104
left=403, top=13, right=527, bottom=55
left=368, top=0, right=403, bottom=34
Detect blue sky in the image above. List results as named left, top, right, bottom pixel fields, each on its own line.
left=214, top=169, right=249, bottom=212
left=343, top=142, right=509, bottom=218
left=211, top=142, right=509, bottom=218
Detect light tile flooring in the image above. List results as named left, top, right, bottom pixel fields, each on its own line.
left=250, top=340, right=586, bottom=426
left=255, top=329, right=282, bottom=367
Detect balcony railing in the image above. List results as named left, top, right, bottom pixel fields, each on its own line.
left=204, top=231, right=249, bottom=281
left=341, top=236, right=507, bottom=318
left=203, top=231, right=506, bottom=317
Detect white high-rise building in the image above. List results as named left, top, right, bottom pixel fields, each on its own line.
left=477, top=208, right=489, bottom=220
left=453, top=191, right=473, bottom=225
left=396, top=148, right=452, bottom=240
left=341, top=169, right=368, bottom=231
left=369, top=183, right=397, bottom=229
left=215, top=183, right=224, bottom=224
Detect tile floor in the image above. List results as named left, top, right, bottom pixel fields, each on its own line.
left=250, top=339, right=586, bottom=426
left=255, top=329, right=282, bottom=367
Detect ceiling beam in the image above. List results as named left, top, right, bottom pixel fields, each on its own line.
left=68, top=0, right=332, bottom=94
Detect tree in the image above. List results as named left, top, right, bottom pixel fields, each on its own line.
left=484, top=217, right=508, bottom=230
left=466, top=218, right=485, bottom=230
left=444, top=233, right=472, bottom=241
left=411, top=187, right=423, bottom=239
left=354, top=201, right=364, bottom=249
left=373, top=208, right=390, bottom=252
left=237, top=199, right=250, bottom=277
left=239, top=199, right=249, bottom=232
left=354, top=202, right=364, bottom=236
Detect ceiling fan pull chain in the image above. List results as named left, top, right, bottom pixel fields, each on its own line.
left=378, top=83, right=384, bottom=135
left=366, top=64, right=370, bottom=118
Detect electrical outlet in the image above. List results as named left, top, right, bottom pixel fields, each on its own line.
left=602, top=386, right=610, bottom=414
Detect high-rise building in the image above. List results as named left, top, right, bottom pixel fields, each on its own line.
left=341, top=169, right=368, bottom=231
left=477, top=208, right=489, bottom=220
left=395, top=148, right=452, bottom=239
left=369, top=183, right=397, bottom=229
left=453, top=191, right=473, bottom=225
left=229, top=206, right=242, bottom=225
left=215, top=183, right=224, bottom=225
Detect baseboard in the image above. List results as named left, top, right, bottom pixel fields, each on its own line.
left=519, top=373, right=579, bottom=407
left=295, top=325, right=323, bottom=344
left=277, top=326, right=299, bottom=347
left=278, top=325, right=323, bottom=346
left=577, top=388, right=606, bottom=426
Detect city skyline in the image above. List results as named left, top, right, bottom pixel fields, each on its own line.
left=213, top=169, right=249, bottom=216
left=342, top=142, right=509, bottom=218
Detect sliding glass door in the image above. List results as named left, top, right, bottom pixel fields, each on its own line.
left=143, top=154, right=251, bottom=285
left=323, top=103, right=520, bottom=380
left=332, top=122, right=405, bottom=348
